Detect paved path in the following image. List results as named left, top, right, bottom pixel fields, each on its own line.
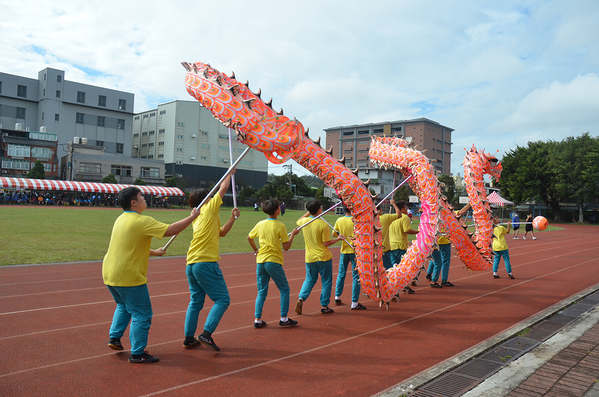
left=1, top=224, right=598, bottom=396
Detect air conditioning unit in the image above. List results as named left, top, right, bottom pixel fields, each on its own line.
left=190, top=156, right=196, bottom=160
left=191, top=134, right=197, bottom=138
left=2, top=170, right=7, bottom=173
left=133, top=145, right=138, bottom=149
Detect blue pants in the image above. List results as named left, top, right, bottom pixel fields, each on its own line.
left=107, top=284, right=153, bottom=355
left=389, top=249, right=407, bottom=267
left=299, top=259, right=333, bottom=307
left=493, top=250, right=512, bottom=274
left=184, top=262, right=231, bottom=336
left=428, top=243, right=452, bottom=283
left=383, top=251, right=392, bottom=270
left=255, top=262, right=290, bottom=319
left=335, top=253, right=361, bottom=303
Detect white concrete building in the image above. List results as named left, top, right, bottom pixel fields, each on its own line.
left=132, top=100, right=268, bottom=189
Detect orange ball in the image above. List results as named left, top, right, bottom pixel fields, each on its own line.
left=532, top=216, right=548, bottom=231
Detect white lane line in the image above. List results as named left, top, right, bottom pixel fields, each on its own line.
left=1, top=255, right=597, bottom=382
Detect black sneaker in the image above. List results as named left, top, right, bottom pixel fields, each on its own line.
left=351, top=303, right=367, bottom=310
left=441, top=281, right=455, bottom=287
left=320, top=307, right=334, bottom=314
left=183, top=336, right=200, bottom=348
left=425, top=273, right=432, bottom=280
left=254, top=321, right=267, bottom=329
left=508, top=274, right=515, bottom=279
left=334, top=298, right=342, bottom=305
left=108, top=338, right=123, bottom=351
left=493, top=274, right=500, bottom=279
left=128, top=351, right=159, bottom=364
left=403, top=286, right=415, bottom=294
left=430, top=282, right=443, bottom=288
left=279, top=318, right=298, bottom=327
left=197, top=335, right=220, bottom=351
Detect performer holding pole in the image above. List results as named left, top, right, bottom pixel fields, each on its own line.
left=163, top=146, right=251, bottom=251
left=288, top=200, right=344, bottom=236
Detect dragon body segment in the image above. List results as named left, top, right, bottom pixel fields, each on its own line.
left=184, top=62, right=392, bottom=303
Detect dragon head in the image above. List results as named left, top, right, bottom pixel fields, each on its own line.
left=182, top=62, right=304, bottom=164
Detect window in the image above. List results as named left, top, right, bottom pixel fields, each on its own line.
left=374, top=129, right=384, bottom=134
left=57, top=75, right=62, bottom=82
left=345, top=149, right=353, bottom=154
left=148, top=143, right=154, bottom=147
left=118, top=99, right=126, bottom=110
left=29, top=132, right=57, bottom=141
left=147, top=155, right=153, bottom=159
left=201, top=131, right=208, bottom=135
left=97, top=116, right=105, bottom=127
left=158, top=154, right=164, bottom=158
left=31, top=147, right=53, bottom=159
left=201, top=144, right=210, bottom=148
left=134, top=116, right=139, bottom=120
left=149, top=130, right=155, bottom=135
left=116, top=143, right=124, bottom=154
left=358, top=149, right=368, bottom=153
left=391, top=127, right=402, bottom=132
left=177, top=135, right=184, bottom=139
left=141, top=167, right=159, bottom=178
left=43, top=163, right=53, bottom=172
left=149, top=112, right=155, bottom=117
left=345, top=141, right=352, bottom=145
left=133, top=133, right=139, bottom=138
left=219, top=146, right=228, bottom=151
left=96, top=141, right=104, bottom=147
left=142, top=132, right=148, bottom=136
left=76, top=113, right=84, bottom=124
left=16, top=107, right=26, bottom=119
left=43, top=89, right=45, bottom=96
left=175, top=161, right=182, bottom=165
left=56, top=90, right=61, bottom=98
left=142, top=144, right=148, bottom=148
left=8, top=144, right=31, bottom=157
left=176, top=148, right=183, bottom=152
left=158, top=142, right=164, bottom=146
left=158, top=129, right=165, bottom=134
left=200, top=156, right=207, bottom=159
left=177, top=122, right=185, bottom=127
left=80, top=162, right=101, bottom=174
left=98, top=95, right=106, bottom=107
left=143, top=114, right=149, bottom=119
left=111, top=165, right=131, bottom=176
left=17, top=85, right=27, bottom=98
left=219, top=134, right=228, bottom=139
left=55, top=113, right=60, bottom=121
left=159, top=110, right=166, bottom=115
left=343, top=131, right=354, bottom=136
left=42, top=112, right=44, bottom=120
left=117, top=119, right=125, bottom=129
left=77, top=91, right=86, bottom=103
left=358, top=130, right=369, bottom=135
left=2, top=159, right=30, bottom=170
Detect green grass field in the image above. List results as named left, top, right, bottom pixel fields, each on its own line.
left=0, top=205, right=563, bottom=266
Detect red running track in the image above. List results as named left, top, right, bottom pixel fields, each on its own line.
left=1, top=224, right=598, bottom=397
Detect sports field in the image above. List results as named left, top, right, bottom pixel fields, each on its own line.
left=0, top=205, right=561, bottom=266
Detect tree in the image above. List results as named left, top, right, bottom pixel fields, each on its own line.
left=134, top=178, right=146, bottom=185
left=300, top=174, right=325, bottom=189
left=552, top=133, right=599, bottom=223
left=238, top=186, right=256, bottom=205
left=497, top=140, right=564, bottom=221
left=102, top=173, right=118, bottom=184
left=164, top=176, right=177, bottom=187
left=393, top=185, right=413, bottom=202
left=438, top=174, right=456, bottom=205
left=26, top=160, right=45, bottom=179
left=315, top=187, right=331, bottom=209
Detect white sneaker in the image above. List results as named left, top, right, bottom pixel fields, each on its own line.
left=513, top=236, right=517, bottom=239
left=533, top=237, right=537, bottom=240
left=523, top=236, right=526, bottom=240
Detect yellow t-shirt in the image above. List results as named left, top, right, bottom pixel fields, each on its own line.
left=248, top=218, right=289, bottom=265
left=333, top=216, right=354, bottom=254
left=492, top=225, right=509, bottom=251
left=389, top=214, right=412, bottom=250
left=102, top=212, right=169, bottom=287
left=186, top=194, right=223, bottom=264
left=380, top=213, right=399, bottom=252
left=297, top=217, right=332, bottom=263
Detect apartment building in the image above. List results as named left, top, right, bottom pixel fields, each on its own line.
left=132, top=100, right=268, bottom=189
left=0, top=126, right=59, bottom=178
left=324, top=118, right=454, bottom=195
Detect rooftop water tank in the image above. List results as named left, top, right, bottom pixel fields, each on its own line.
left=73, top=137, right=80, bottom=144
left=81, top=137, right=88, bottom=145
left=40, top=126, right=46, bottom=133
left=15, top=123, right=22, bottom=131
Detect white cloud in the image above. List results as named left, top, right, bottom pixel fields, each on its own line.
left=1, top=0, right=598, bottom=177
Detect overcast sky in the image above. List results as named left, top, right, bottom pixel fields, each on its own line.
left=2, top=0, right=598, bottom=177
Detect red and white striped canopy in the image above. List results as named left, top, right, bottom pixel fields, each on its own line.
left=487, top=191, right=514, bottom=207
left=0, top=177, right=185, bottom=197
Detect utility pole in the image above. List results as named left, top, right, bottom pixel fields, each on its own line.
left=283, top=164, right=293, bottom=194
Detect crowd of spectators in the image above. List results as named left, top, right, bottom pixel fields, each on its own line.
left=0, top=191, right=175, bottom=208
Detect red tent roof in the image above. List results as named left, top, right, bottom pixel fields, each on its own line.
left=0, top=177, right=185, bottom=197
left=487, top=191, right=514, bottom=207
